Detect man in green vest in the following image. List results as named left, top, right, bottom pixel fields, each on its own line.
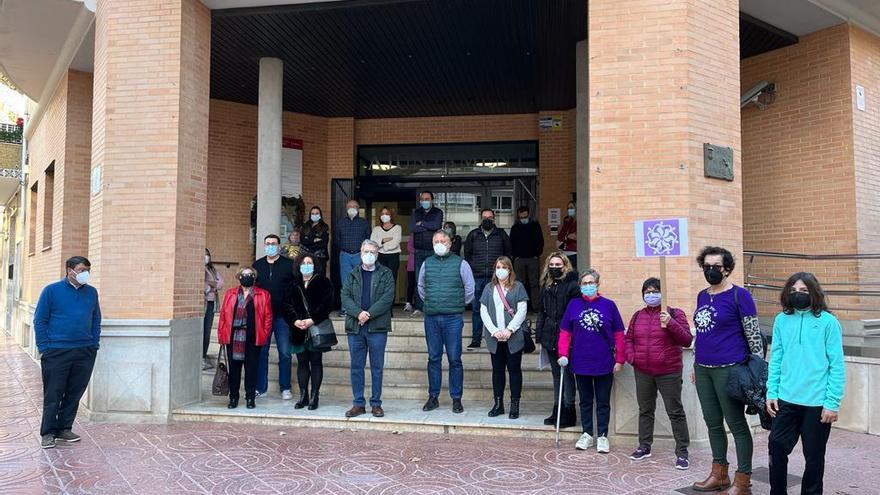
left=417, top=230, right=476, bottom=413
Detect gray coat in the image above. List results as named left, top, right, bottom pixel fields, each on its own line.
left=340, top=264, right=395, bottom=333
left=479, top=281, right=528, bottom=354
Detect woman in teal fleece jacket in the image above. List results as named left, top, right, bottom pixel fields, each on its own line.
left=766, top=272, right=845, bottom=495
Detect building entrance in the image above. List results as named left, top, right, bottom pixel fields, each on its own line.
left=349, top=141, right=539, bottom=304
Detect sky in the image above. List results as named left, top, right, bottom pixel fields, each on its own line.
left=0, top=78, right=27, bottom=124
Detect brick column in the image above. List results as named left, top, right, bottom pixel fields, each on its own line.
left=588, top=0, right=742, bottom=445
left=86, top=0, right=210, bottom=421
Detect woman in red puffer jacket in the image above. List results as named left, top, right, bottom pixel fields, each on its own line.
left=624, top=277, right=693, bottom=470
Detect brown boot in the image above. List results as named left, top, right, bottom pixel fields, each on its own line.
left=692, top=462, right=731, bottom=492
left=719, top=472, right=751, bottom=495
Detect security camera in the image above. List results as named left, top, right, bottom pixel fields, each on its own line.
left=741, top=81, right=775, bottom=109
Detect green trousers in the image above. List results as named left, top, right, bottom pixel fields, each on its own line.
left=695, top=364, right=753, bottom=474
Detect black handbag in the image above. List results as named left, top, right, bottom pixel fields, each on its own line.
left=211, top=346, right=229, bottom=396
left=522, top=319, right=537, bottom=354
left=299, top=286, right=337, bottom=350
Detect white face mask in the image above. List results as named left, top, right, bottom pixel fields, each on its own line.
left=495, top=268, right=509, bottom=281
left=380, top=214, right=391, bottom=223
left=347, top=208, right=358, bottom=218
left=205, top=255, right=210, bottom=265
left=310, top=214, right=321, bottom=223
left=433, top=243, right=449, bottom=256
left=75, top=271, right=90, bottom=286
left=361, top=252, right=377, bottom=266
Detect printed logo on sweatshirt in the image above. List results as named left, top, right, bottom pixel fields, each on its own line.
left=578, top=309, right=603, bottom=333
left=694, top=305, right=717, bottom=333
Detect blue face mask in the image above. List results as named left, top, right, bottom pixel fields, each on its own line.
left=568, top=208, right=576, bottom=217
left=420, top=201, right=431, bottom=210
left=644, top=292, right=662, bottom=307
left=310, top=214, right=321, bottom=223
left=581, top=284, right=598, bottom=297
left=519, top=218, right=529, bottom=225
left=265, top=245, right=280, bottom=257
left=300, top=264, right=314, bottom=276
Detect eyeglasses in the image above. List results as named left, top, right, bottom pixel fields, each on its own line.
left=581, top=281, right=597, bottom=286
left=702, top=264, right=724, bottom=270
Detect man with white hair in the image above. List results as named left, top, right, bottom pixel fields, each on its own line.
left=335, top=199, right=370, bottom=317
left=340, top=239, right=395, bottom=418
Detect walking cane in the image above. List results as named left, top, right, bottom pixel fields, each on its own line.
left=554, top=357, right=568, bottom=449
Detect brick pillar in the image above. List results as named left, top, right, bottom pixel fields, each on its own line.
left=86, top=0, right=210, bottom=421
left=588, top=0, right=742, bottom=445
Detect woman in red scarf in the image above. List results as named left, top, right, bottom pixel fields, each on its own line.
left=217, top=266, right=272, bottom=409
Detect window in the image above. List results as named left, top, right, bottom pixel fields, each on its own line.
left=43, top=162, right=55, bottom=249
left=28, top=182, right=37, bottom=255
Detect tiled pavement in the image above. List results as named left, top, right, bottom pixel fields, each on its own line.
left=1, top=337, right=878, bottom=494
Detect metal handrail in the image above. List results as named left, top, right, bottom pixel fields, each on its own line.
left=743, top=250, right=880, bottom=314
left=744, top=250, right=880, bottom=260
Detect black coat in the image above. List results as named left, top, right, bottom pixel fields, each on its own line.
left=727, top=354, right=773, bottom=430
left=535, top=272, right=580, bottom=350
left=281, top=274, right=334, bottom=326
left=301, top=221, right=330, bottom=260
left=253, top=255, right=295, bottom=314
left=463, top=227, right=512, bottom=278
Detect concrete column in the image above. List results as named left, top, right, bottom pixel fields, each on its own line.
left=256, top=58, right=283, bottom=244
left=575, top=39, right=588, bottom=271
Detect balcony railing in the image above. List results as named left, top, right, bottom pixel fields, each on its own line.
left=0, top=123, right=23, bottom=144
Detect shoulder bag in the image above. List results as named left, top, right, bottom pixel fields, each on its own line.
left=211, top=346, right=229, bottom=396
left=300, top=285, right=337, bottom=350
left=496, top=284, right=536, bottom=353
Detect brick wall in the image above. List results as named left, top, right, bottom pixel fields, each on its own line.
left=849, top=26, right=880, bottom=314
left=206, top=100, right=329, bottom=285
left=741, top=24, right=862, bottom=317
left=24, top=72, right=68, bottom=301
left=88, top=0, right=211, bottom=319
left=588, top=0, right=743, bottom=319
left=61, top=71, right=93, bottom=270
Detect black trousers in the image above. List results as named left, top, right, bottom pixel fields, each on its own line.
left=226, top=343, right=261, bottom=401
left=40, top=347, right=97, bottom=436
left=202, top=301, right=215, bottom=358
left=546, top=348, right=577, bottom=408
left=406, top=270, right=416, bottom=305
left=575, top=373, right=614, bottom=437
left=490, top=342, right=523, bottom=399
left=635, top=370, right=690, bottom=457
left=297, top=349, right=324, bottom=394
left=769, top=400, right=832, bottom=495
left=378, top=253, right=400, bottom=288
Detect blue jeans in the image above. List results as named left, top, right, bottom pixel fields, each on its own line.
left=339, top=251, right=361, bottom=286
left=472, top=277, right=489, bottom=344
left=424, top=314, right=464, bottom=399
left=257, top=317, right=292, bottom=394
left=348, top=327, right=388, bottom=407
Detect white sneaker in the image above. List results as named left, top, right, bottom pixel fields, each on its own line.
left=575, top=433, right=593, bottom=450
left=597, top=436, right=610, bottom=453
left=281, top=389, right=293, bottom=400
left=404, top=302, right=413, bottom=312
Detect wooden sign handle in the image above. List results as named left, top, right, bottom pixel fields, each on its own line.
left=659, top=256, right=668, bottom=327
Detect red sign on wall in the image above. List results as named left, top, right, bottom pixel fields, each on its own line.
left=282, top=137, right=303, bottom=149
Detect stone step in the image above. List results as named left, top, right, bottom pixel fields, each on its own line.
left=200, top=371, right=557, bottom=402
left=319, top=360, right=552, bottom=385
left=172, top=396, right=587, bottom=443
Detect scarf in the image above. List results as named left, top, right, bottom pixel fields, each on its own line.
left=232, top=289, right=253, bottom=361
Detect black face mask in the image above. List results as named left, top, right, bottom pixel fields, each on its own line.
left=549, top=267, right=563, bottom=279
left=481, top=218, right=494, bottom=231
left=240, top=275, right=255, bottom=287
left=703, top=266, right=725, bottom=285
left=789, top=291, right=811, bottom=311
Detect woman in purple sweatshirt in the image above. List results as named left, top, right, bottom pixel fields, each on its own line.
left=557, top=269, right=626, bottom=454
left=625, top=277, right=693, bottom=470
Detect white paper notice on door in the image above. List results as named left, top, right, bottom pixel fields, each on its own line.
left=282, top=137, right=303, bottom=197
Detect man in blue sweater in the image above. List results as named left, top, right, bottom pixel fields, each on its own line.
left=34, top=256, right=102, bottom=449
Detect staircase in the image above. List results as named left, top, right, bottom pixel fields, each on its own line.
left=172, top=313, right=580, bottom=441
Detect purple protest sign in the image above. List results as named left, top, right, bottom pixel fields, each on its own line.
left=634, top=218, right=688, bottom=257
